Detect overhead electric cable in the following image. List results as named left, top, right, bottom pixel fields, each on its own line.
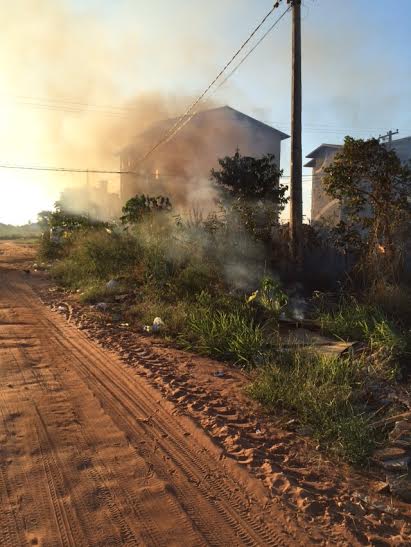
left=214, top=5, right=292, bottom=92
left=137, top=3, right=284, bottom=164
left=0, top=162, right=313, bottom=181
left=7, top=96, right=409, bottom=136
left=148, top=5, right=293, bottom=153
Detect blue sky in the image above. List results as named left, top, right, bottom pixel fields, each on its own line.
left=0, top=0, right=410, bottom=223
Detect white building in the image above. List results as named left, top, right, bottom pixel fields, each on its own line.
left=119, top=106, right=289, bottom=210
left=305, top=136, right=411, bottom=224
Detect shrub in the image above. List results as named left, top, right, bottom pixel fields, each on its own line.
left=174, top=262, right=220, bottom=298
left=248, top=351, right=377, bottom=464
left=38, top=231, right=64, bottom=260
left=51, top=230, right=141, bottom=289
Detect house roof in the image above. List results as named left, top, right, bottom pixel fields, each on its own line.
left=131, top=105, right=290, bottom=144
left=304, top=143, right=342, bottom=167
left=391, top=135, right=411, bottom=145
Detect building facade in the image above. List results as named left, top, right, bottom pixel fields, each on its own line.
left=119, top=106, right=289, bottom=211
left=306, top=136, right=411, bottom=225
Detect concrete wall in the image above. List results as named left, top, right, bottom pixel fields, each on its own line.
left=310, top=147, right=342, bottom=223
left=309, top=137, right=411, bottom=226
left=119, top=107, right=287, bottom=210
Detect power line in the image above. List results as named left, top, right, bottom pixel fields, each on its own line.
left=13, top=98, right=411, bottom=136
left=214, top=5, right=292, bottom=92
left=0, top=164, right=152, bottom=176
left=136, top=3, right=285, bottom=165
left=11, top=101, right=130, bottom=119
left=0, top=162, right=314, bottom=181
left=12, top=95, right=138, bottom=113
left=153, top=5, right=292, bottom=149
left=8, top=95, right=411, bottom=137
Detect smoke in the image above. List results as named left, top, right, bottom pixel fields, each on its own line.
left=0, top=0, right=242, bottom=223
left=2, top=0, right=406, bottom=225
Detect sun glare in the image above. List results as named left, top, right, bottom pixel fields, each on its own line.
left=0, top=171, right=56, bottom=225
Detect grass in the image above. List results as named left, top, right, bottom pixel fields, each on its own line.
left=248, top=350, right=378, bottom=464
left=50, top=230, right=141, bottom=289
left=48, top=222, right=276, bottom=369
left=369, top=281, right=411, bottom=324
left=0, top=224, right=41, bottom=240
left=316, top=296, right=408, bottom=379
left=126, top=293, right=189, bottom=336
left=42, top=211, right=410, bottom=466
left=78, top=282, right=126, bottom=304
left=178, top=302, right=267, bottom=367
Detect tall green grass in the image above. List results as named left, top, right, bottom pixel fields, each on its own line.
left=248, top=351, right=377, bottom=464
left=178, top=292, right=268, bottom=367
left=317, top=296, right=407, bottom=368
left=51, top=230, right=141, bottom=289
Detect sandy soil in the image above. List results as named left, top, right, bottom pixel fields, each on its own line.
left=1, top=240, right=410, bottom=546
left=0, top=241, right=308, bottom=546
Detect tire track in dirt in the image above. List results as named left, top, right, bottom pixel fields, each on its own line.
left=0, top=277, right=200, bottom=546
left=39, top=298, right=295, bottom=546
left=0, top=266, right=302, bottom=546
left=11, top=288, right=206, bottom=547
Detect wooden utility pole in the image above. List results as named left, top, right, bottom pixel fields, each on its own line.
left=378, top=129, right=399, bottom=150
left=289, top=0, right=303, bottom=267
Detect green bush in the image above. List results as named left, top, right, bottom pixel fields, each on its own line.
left=174, top=262, right=219, bottom=298
left=248, top=351, right=376, bottom=464
left=51, top=230, right=141, bottom=289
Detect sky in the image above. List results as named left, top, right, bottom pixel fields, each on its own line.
left=0, top=0, right=410, bottom=224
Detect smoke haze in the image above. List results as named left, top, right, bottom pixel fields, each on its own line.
left=0, top=0, right=236, bottom=223
left=0, top=0, right=410, bottom=223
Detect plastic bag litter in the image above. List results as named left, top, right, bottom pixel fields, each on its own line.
left=106, top=279, right=119, bottom=290
left=152, top=317, right=165, bottom=332
left=50, top=226, right=63, bottom=244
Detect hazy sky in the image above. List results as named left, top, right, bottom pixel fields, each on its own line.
left=0, top=0, right=410, bottom=223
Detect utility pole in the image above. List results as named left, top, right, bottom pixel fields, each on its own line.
left=289, top=0, right=303, bottom=268
left=86, top=170, right=90, bottom=219
left=378, top=129, right=399, bottom=150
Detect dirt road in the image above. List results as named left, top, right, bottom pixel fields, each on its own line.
left=0, top=241, right=303, bottom=546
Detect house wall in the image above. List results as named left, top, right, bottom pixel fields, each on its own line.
left=310, top=147, right=341, bottom=223
left=120, top=109, right=284, bottom=210
left=310, top=137, right=411, bottom=225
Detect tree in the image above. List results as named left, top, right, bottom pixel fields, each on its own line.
left=120, top=194, right=171, bottom=225
left=37, top=202, right=106, bottom=231
left=210, top=149, right=288, bottom=243
left=323, top=137, right=411, bottom=282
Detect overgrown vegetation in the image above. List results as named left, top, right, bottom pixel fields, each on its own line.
left=178, top=291, right=268, bottom=367
left=248, top=350, right=377, bottom=464
left=37, top=144, right=411, bottom=467
left=323, top=136, right=411, bottom=284
left=0, top=222, right=41, bottom=240
left=210, top=149, right=287, bottom=244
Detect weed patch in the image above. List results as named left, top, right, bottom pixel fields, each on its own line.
left=177, top=293, right=269, bottom=367
left=316, top=296, right=408, bottom=371
left=248, top=351, right=378, bottom=464
left=51, top=230, right=141, bottom=289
